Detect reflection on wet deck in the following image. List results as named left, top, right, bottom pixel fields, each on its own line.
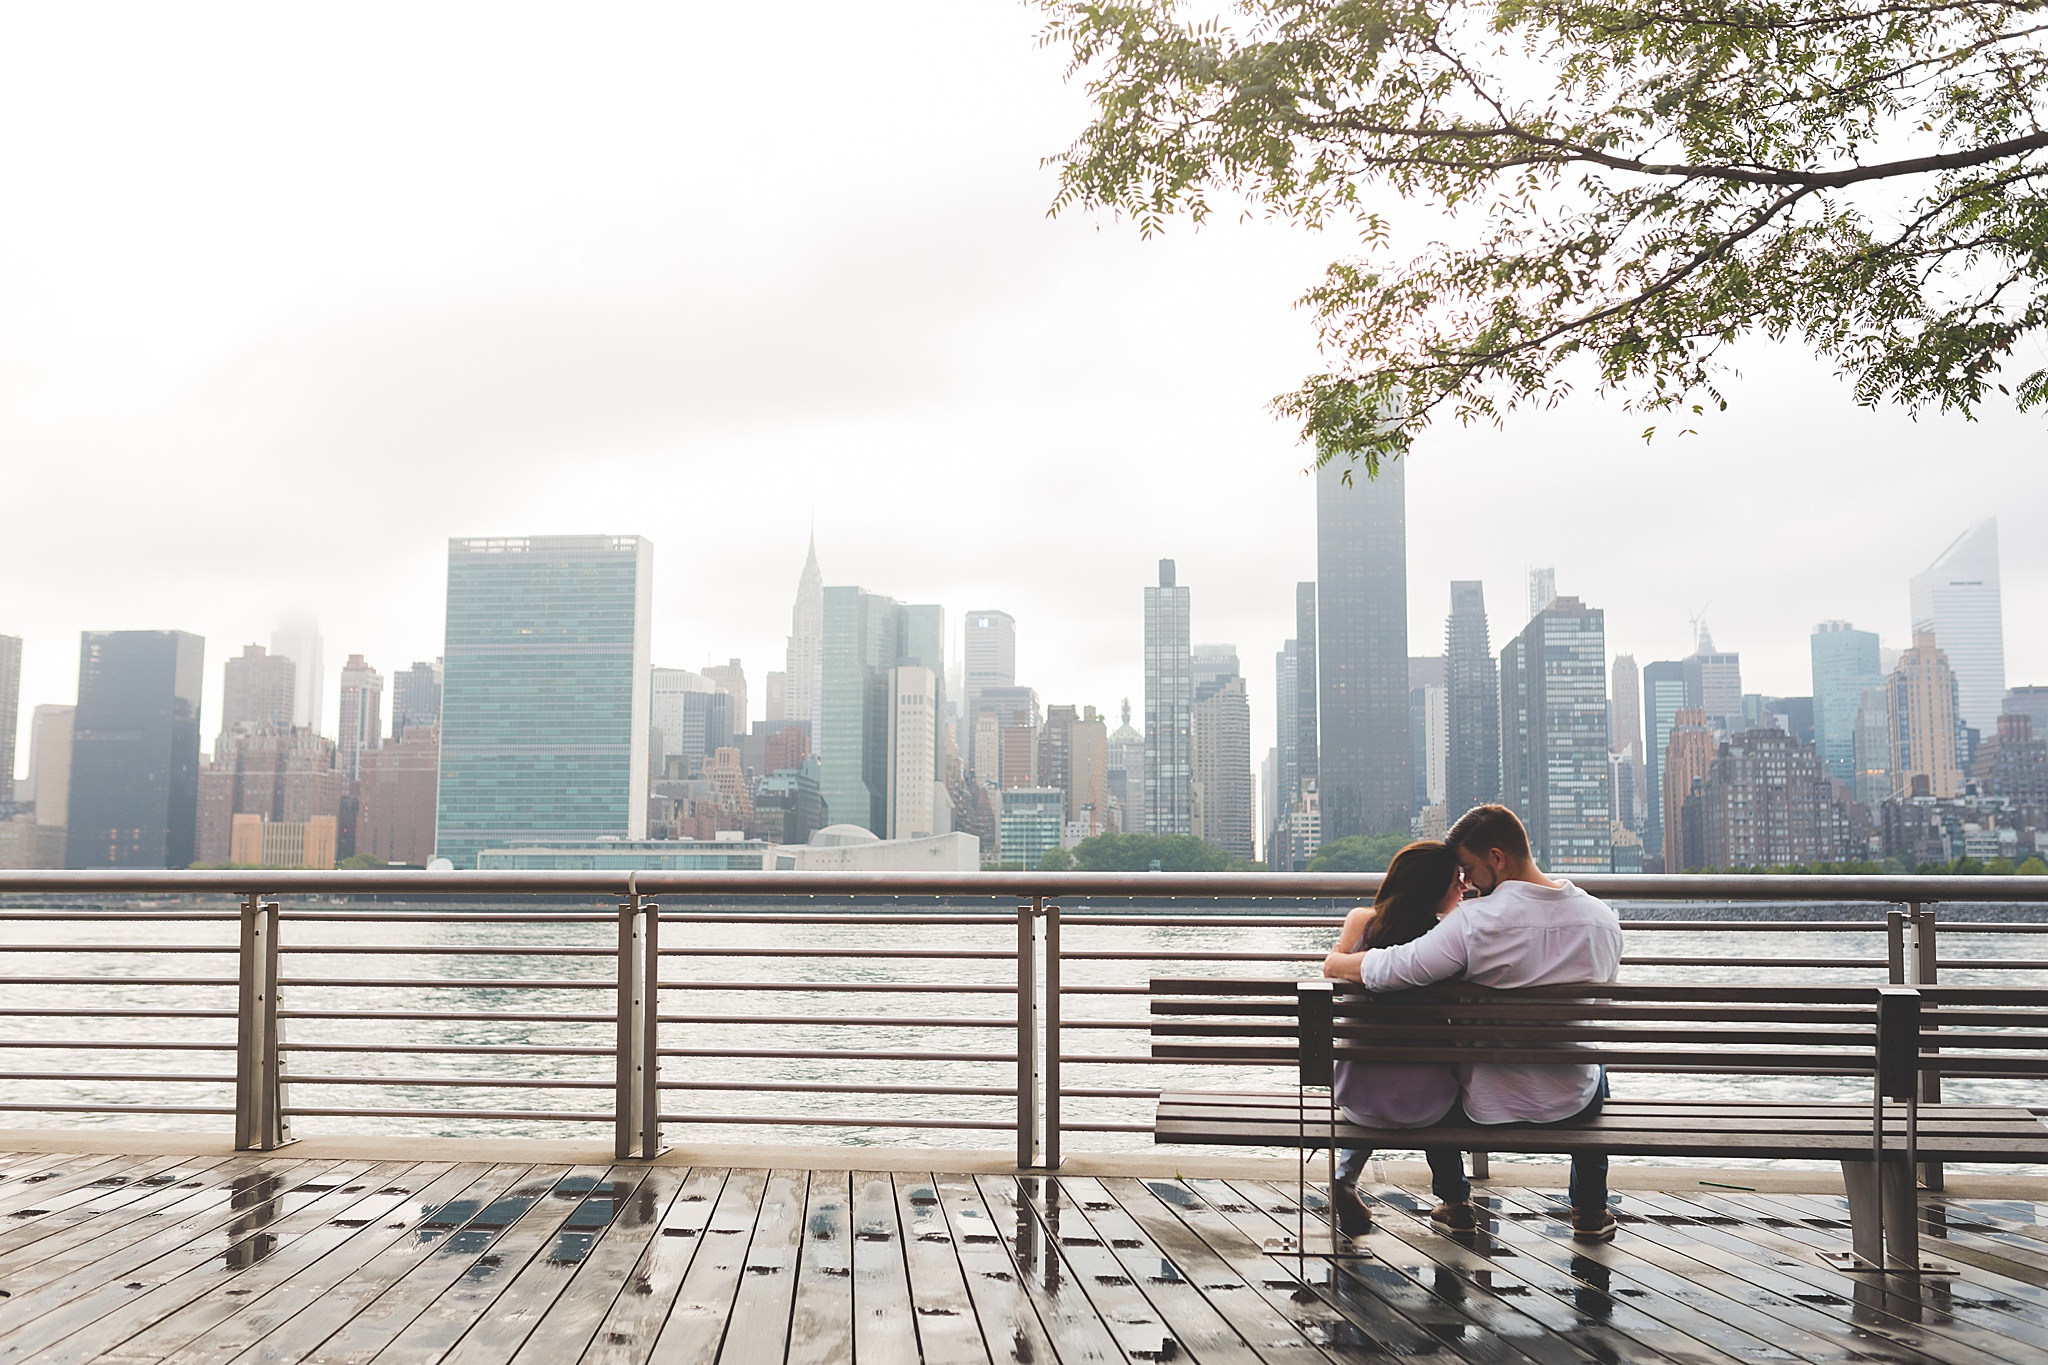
left=0, top=1150, right=2041, bottom=1363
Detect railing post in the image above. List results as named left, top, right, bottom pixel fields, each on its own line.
left=234, top=893, right=290, bottom=1151
left=1885, top=908, right=1906, bottom=985
left=1912, top=903, right=1942, bottom=1190
left=616, top=886, right=665, bottom=1160
left=1016, top=896, right=1041, bottom=1170
left=1044, top=898, right=1062, bottom=1171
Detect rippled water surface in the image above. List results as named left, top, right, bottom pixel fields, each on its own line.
left=3, top=898, right=2042, bottom=1175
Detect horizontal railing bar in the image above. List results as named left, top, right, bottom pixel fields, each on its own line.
left=1061, top=951, right=1322, bottom=962
left=651, top=914, right=1021, bottom=926
left=1058, top=1087, right=1164, bottom=1098
left=14, top=868, right=2048, bottom=899
left=0, top=913, right=242, bottom=922
left=658, top=1080, right=1025, bottom=1097
left=657, top=1113, right=1013, bottom=1130
left=277, top=978, right=613, bottom=989
left=285, top=1106, right=614, bottom=1121
left=0, top=945, right=239, bottom=954
left=0, top=1071, right=233, bottom=1083
left=655, top=982, right=1012, bottom=994
left=653, top=1014, right=1015, bottom=1028
left=0, top=1040, right=234, bottom=1051
left=0, top=1102, right=236, bottom=1114
left=283, top=1075, right=613, bottom=1089
left=0, top=977, right=237, bottom=986
left=1934, top=961, right=2048, bottom=970
left=0, top=1008, right=238, bottom=1019
left=277, top=1011, right=615, bottom=1024
left=276, top=946, right=616, bottom=956
left=656, top=1047, right=1017, bottom=1062
left=655, top=949, right=1014, bottom=960
left=282, top=913, right=616, bottom=924
left=279, top=1043, right=613, bottom=1056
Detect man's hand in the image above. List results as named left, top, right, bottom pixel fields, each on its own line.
left=1323, top=949, right=1366, bottom=982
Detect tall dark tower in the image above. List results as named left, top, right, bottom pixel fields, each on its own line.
left=1316, top=458, right=1411, bottom=840
left=1294, top=582, right=1318, bottom=793
left=1445, top=581, right=1500, bottom=815
left=65, top=631, right=204, bottom=869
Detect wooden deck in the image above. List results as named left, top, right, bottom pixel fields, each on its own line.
left=0, top=1151, right=2044, bottom=1364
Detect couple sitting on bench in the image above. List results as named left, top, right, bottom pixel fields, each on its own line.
left=1321, top=804, right=1623, bottom=1242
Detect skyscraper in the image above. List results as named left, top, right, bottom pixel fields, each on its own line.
left=270, top=614, right=325, bottom=734
left=1527, top=567, right=1556, bottom=622
left=1888, top=631, right=1963, bottom=799
left=1683, top=627, right=1743, bottom=730
left=818, top=587, right=944, bottom=834
left=65, top=631, right=205, bottom=869
left=1661, top=707, right=1718, bottom=871
left=1295, top=582, right=1319, bottom=795
left=1608, top=653, right=1644, bottom=829
left=1040, top=704, right=1076, bottom=817
left=1144, top=560, right=1193, bottom=835
left=391, top=659, right=443, bottom=740
left=27, top=705, right=73, bottom=829
left=336, top=654, right=384, bottom=783
left=1317, top=458, right=1410, bottom=840
left=1191, top=675, right=1254, bottom=860
left=1408, top=657, right=1446, bottom=812
left=1444, top=581, right=1499, bottom=816
left=218, top=644, right=296, bottom=752
left=1910, top=519, right=2005, bottom=739
left=1107, top=699, right=1145, bottom=835
left=0, top=635, right=19, bottom=804
left=1641, top=659, right=1687, bottom=862
left=784, top=533, right=825, bottom=742
left=1810, top=622, right=1883, bottom=781
left=1192, top=644, right=1240, bottom=698
left=436, top=535, right=652, bottom=868
left=703, top=660, right=749, bottom=732
left=1499, top=597, right=1610, bottom=872
left=963, top=610, right=1017, bottom=778
left=1273, top=640, right=1298, bottom=862
left=1853, top=687, right=1892, bottom=810
left=1070, top=705, right=1110, bottom=833
left=887, top=664, right=938, bottom=839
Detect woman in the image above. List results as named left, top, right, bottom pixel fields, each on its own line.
left=1326, top=839, right=1466, bottom=1233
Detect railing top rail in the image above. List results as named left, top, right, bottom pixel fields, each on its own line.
left=4, top=869, right=2048, bottom=901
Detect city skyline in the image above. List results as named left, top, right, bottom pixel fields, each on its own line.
left=6, top=505, right=2032, bottom=837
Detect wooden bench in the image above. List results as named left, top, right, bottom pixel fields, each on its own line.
left=1150, top=977, right=2048, bottom=1271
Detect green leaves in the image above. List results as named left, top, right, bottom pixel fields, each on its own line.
left=1038, top=0, right=2048, bottom=465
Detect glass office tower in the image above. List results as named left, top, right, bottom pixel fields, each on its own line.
left=435, top=536, right=652, bottom=869
left=1143, top=560, right=1193, bottom=836
left=1316, top=458, right=1411, bottom=841
left=66, top=630, right=205, bottom=868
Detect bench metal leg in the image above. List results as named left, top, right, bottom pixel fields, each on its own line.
left=1827, top=1161, right=1952, bottom=1274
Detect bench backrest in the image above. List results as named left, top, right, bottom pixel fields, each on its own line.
left=1148, top=978, right=1921, bottom=1098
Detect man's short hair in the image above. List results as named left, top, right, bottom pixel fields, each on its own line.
left=1444, top=804, right=1531, bottom=861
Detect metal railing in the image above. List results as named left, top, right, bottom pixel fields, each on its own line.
left=0, top=870, right=2044, bottom=1166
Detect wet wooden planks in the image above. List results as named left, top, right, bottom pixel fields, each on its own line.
left=0, top=1150, right=2039, bottom=1364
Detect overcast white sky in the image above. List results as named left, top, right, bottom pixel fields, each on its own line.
left=5, top=1, right=2044, bottom=789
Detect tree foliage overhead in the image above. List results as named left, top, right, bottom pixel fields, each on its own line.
left=1038, top=0, right=2048, bottom=468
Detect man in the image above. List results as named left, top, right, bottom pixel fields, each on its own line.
left=1322, top=804, right=1623, bottom=1241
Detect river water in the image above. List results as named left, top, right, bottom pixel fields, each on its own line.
left=3, top=899, right=2043, bottom=1174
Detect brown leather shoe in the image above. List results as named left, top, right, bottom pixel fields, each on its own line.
left=1429, top=1200, right=1478, bottom=1232
left=1330, top=1180, right=1372, bottom=1236
left=1572, top=1207, right=1618, bottom=1242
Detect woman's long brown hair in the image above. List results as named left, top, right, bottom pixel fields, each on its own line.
left=1365, top=841, right=1460, bottom=949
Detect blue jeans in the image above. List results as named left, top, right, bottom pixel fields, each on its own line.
left=1335, top=1070, right=1610, bottom=1212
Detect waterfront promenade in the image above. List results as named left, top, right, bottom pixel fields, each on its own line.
left=0, top=1134, right=2043, bottom=1364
